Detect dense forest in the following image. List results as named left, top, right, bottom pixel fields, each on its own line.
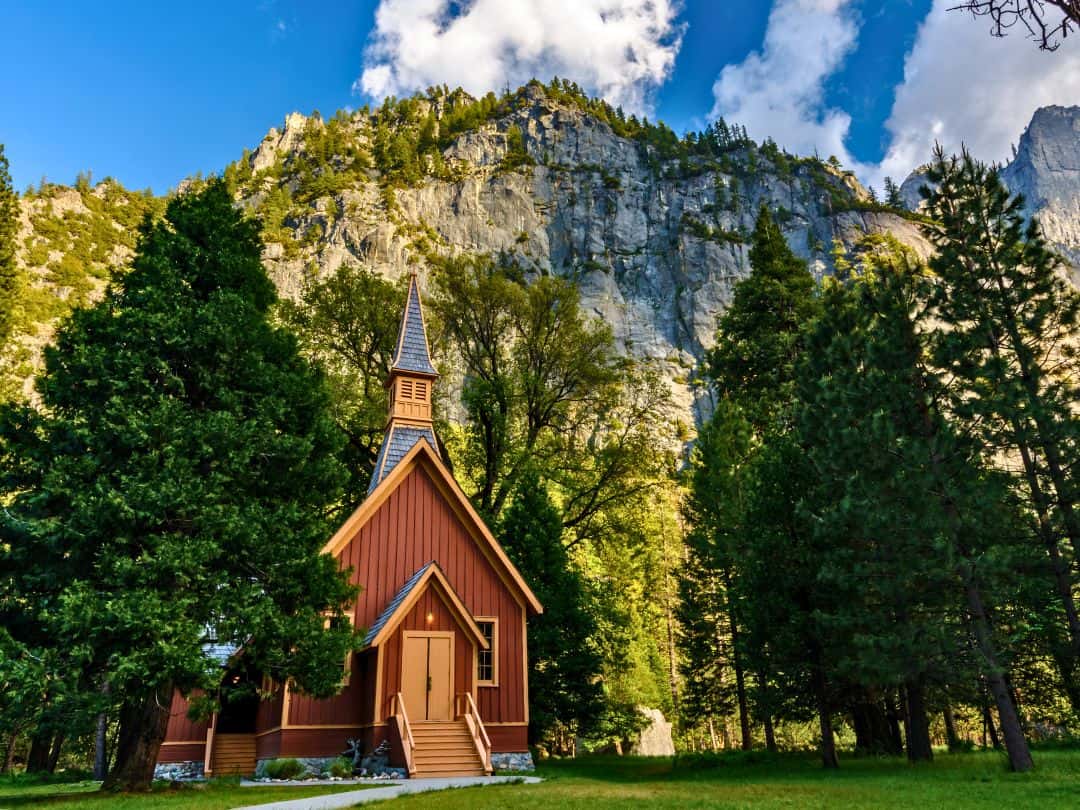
left=0, top=80, right=1078, bottom=789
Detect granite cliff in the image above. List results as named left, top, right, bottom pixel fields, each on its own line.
left=11, top=84, right=1079, bottom=426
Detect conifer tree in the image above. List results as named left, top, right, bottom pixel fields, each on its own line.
left=795, top=237, right=1033, bottom=768
left=499, top=470, right=603, bottom=747
left=922, top=147, right=1080, bottom=711
left=0, top=181, right=357, bottom=791
left=708, top=205, right=819, bottom=434
left=883, top=176, right=904, bottom=209
left=0, top=145, right=21, bottom=349
left=682, top=206, right=820, bottom=755
left=678, top=403, right=754, bottom=749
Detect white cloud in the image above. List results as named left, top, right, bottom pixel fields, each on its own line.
left=710, top=0, right=1080, bottom=191
left=874, top=1, right=1080, bottom=189
left=710, top=0, right=868, bottom=174
left=357, top=0, right=684, bottom=116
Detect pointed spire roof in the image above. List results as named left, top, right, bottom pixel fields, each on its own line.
left=391, top=273, right=436, bottom=376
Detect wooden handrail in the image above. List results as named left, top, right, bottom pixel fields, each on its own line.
left=390, top=692, right=416, bottom=776
left=458, top=692, right=492, bottom=774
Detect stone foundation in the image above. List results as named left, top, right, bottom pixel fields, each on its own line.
left=491, top=751, right=535, bottom=772
left=154, top=761, right=204, bottom=781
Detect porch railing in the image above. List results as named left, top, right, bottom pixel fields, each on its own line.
left=389, top=692, right=417, bottom=776
left=456, top=692, right=492, bottom=774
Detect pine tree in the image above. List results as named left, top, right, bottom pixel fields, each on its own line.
left=883, top=176, right=904, bottom=209
left=795, top=237, right=1032, bottom=766
left=0, top=145, right=21, bottom=349
left=678, top=402, right=755, bottom=749
left=682, top=206, right=821, bottom=756
left=499, top=470, right=603, bottom=746
left=708, top=205, right=819, bottom=434
left=923, top=147, right=1080, bottom=713
left=0, top=181, right=357, bottom=791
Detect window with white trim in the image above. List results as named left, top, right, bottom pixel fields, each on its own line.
left=476, top=619, right=497, bottom=686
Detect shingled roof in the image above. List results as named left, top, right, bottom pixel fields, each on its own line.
left=361, top=560, right=488, bottom=649
left=367, top=424, right=439, bottom=495
left=391, top=274, right=436, bottom=375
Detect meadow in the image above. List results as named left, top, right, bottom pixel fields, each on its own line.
left=2, top=749, right=1078, bottom=809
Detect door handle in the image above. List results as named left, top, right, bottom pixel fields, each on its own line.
left=427, top=676, right=432, bottom=692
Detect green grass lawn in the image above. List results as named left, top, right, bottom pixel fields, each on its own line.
left=3, top=749, right=1078, bottom=809
left=0, top=775, right=375, bottom=809
left=381, top=749, right=1080, bottom=809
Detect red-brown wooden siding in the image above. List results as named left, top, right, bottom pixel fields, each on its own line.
left=287, top=662, right=361, bottom=726
left=256, top=684, right=284, bottom=731
left=158, top=742, right=206, bottom=763
left=337, top=465, right=527, bottom=726
left=159, top=460, right=530, bottom=762
left=487, top=725, right=528, bottom=752
left=163, top=691, right=208, bottom=743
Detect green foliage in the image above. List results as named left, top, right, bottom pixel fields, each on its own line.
left=0, top=181, right=358, bottom=789
left=327, top=757, right=353, bottom=778
left=0, top=145, right=21, bottom=348
left=922, top=146, right=1080, bottom=713
left=500, top=124, right=535, bottom=172
left=263, top=758, right=307, bottom=780
left=500, top=471, right=604, bottom=747
left=278, top=264, right=406, bottom=510
left=707, top=206, right=820, bottom=433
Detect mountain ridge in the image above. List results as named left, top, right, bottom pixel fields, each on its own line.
left=8, top=82, right=1078, bottom=424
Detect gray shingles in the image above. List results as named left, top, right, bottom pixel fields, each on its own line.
left=362, top=562, right=435, bottom=647
left=367, top=424, right=438, bottom=495
left=392, top=277, right=436, bottom=375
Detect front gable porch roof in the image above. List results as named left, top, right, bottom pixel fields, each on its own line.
left=362, top=561, right=489, bottom=650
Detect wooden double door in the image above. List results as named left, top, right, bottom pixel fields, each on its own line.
left=402, top=631, right=454, bottom=721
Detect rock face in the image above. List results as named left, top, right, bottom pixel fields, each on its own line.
left=900, top=105, right=1080, bottom=283
left=250, top=85, right=932, bottom=426
left=631, top=707, right=675, bottom=756
left=1002, top=105, right=1080, bottom=282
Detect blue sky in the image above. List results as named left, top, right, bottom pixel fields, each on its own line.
left=2, top=1, right=1076, bottom=193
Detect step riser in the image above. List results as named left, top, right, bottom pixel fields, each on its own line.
left=403, top=719, right=489, bottom=777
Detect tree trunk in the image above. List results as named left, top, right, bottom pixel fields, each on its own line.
left=903, top=346, right=1032, bottom=772
left=943, top=705, right=960, bottom=751
left=904, top=679, right=933, bottom=762
left=1, top=733, right=17, bottom=774
left=47, top=732, right=65, bottom=774
left=103, top=683, right=173, bottom=792
left=853, top=699, right=899, bottom=756
left=963, top=574, right=1033, bottom=771
left=983, top=702, right=1001, bottom=750
left=722, top=567, right=752, bottom=751
left=94, top=711, right=109, bottom=781
left=812, top=654, right=838, bottom=769
left=885, top=698, right=904, bottom=756
left=818, top=703, right=838, bottom=769
left=763, top=714, right=777, bottom=753
left=1011, top=424, right=1080, bottom=711
left=26, top=729, right=51, bottom=773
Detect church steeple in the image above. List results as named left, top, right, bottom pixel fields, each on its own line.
left=367, top=273, right=440, bottom=495
left=386, top=273, right=437, bottom=426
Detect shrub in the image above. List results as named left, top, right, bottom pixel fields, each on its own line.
left=328, top=757, right=354, bottom=778
left=263, top=758, right=306, bottom=780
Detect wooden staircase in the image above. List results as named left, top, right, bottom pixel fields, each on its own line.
left=410, top=720, right=487, bottom=777
left=210, top=733, right=256, bottom=776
